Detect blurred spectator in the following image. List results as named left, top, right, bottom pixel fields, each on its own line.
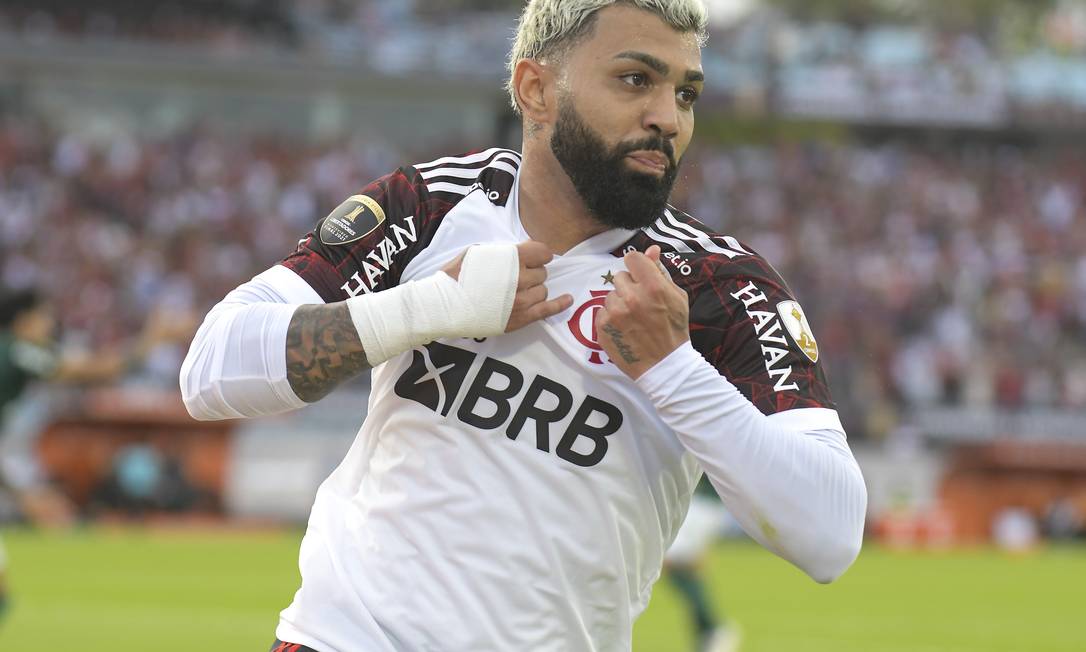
left=0, top=283, right=195, bottom=523
left=1042, top=496, right=1084, bottom=541
left=992, top=506, right=1039, bottom=552
left=90, top=442, right=206, bottom=517
left=0, top=283, right=191, bottom=622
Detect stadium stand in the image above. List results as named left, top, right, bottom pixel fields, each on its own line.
left=2, top=0, right=1086, bottom=541
left=5, top=119, right=1086, bottom=440
left=3, top=1, right=1085, bottom=117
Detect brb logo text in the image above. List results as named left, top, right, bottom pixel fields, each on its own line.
left=394, top=341, right=622, bottom=467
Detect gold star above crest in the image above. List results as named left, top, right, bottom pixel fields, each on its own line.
left=601, top=271, right=615, bottom=285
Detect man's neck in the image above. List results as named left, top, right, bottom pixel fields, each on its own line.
left=517, top=141, right=609, bottom=254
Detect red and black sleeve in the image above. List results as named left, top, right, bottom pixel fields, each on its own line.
left=688, top=256, right=836, bottom=415
left=280, top=166, right=436, bottom=303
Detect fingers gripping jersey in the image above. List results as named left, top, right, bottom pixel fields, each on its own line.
left=273, top=149, right=839, bottom=652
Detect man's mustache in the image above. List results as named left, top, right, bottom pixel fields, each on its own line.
left=616, top=137, right=676, bottom=169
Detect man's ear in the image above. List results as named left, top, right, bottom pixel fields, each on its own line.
left=513, top=59, right=556, bottom=128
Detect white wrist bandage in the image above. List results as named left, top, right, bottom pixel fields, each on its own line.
left=348, top=243, right=520, bottom=366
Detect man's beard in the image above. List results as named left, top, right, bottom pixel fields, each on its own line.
left=549, top=100, right=679, bottom=230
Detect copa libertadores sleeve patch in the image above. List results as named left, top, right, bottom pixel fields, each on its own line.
left=319, top=194, right=387, bottom=245
left=776, top=300, right=819, bottom=363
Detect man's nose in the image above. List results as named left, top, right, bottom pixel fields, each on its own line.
left=642, top=88, right=680, bottom=142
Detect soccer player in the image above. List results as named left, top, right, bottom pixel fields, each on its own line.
left=181, top=2, right=868, bottom=650
left=0, top=287, right=192, bottom=620
left=664, top=477, right=738, bottom=652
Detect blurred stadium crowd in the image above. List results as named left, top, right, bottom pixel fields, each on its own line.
left=4, top=115, right=1086, bottom=439
left=0, top=117, right=402, bottom=389
left=2, top=0, right=1086, bottom=448
left=3, top=0, right=1086, bottom=117
left=678, top=140, right=1086, bottom=438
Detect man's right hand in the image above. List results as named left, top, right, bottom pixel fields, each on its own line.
left=441, top=241, right=573, bottom=332
left=286, top=241, right=572, bottom=404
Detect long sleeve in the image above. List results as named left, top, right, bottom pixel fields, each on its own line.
left=182, top=164, right=434, bottom=420
left=180, top=265, right=322, bottom=420
left=637, top=341, right=867, bottom=583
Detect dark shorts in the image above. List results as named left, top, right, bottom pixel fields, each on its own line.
left=269, top=640, right=321, bottom=652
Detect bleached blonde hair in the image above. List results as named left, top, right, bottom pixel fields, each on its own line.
left=506, top=0, right=709, bottom=113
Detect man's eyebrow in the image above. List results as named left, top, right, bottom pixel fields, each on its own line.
left=614, top=51, right=668, bottom=75
left=613, top=51, right=704, bottom=83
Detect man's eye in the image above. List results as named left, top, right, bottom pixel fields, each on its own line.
left=678, top=88, right=700, bottom=105
left=621, top=73, right=648, bottom=87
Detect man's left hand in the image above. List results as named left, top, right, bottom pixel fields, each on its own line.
left=596, top=245, right=690, bottom=380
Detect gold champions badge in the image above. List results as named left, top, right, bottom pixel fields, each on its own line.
left=777, top=300, right=819, bottom=363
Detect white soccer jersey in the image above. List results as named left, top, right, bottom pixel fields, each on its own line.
left=184, top=148, right=865, bottom=652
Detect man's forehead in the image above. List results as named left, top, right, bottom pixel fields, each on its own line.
left=575, top=5, right=702, bottom=74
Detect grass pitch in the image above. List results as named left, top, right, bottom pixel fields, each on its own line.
left=0, top=528, right=1082, bottom=652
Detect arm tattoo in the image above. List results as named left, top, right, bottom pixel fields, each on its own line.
left=600, top=324, right=640, bottom=365
left=286, top=303, right=371, bottom=403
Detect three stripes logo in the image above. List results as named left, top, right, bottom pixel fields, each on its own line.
left=413, top=148, right=521, bottom=206
left=644, top=209, right=753, bottom=259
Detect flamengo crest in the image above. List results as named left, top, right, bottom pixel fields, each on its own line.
left=567, top=290, right=610, bottom=365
